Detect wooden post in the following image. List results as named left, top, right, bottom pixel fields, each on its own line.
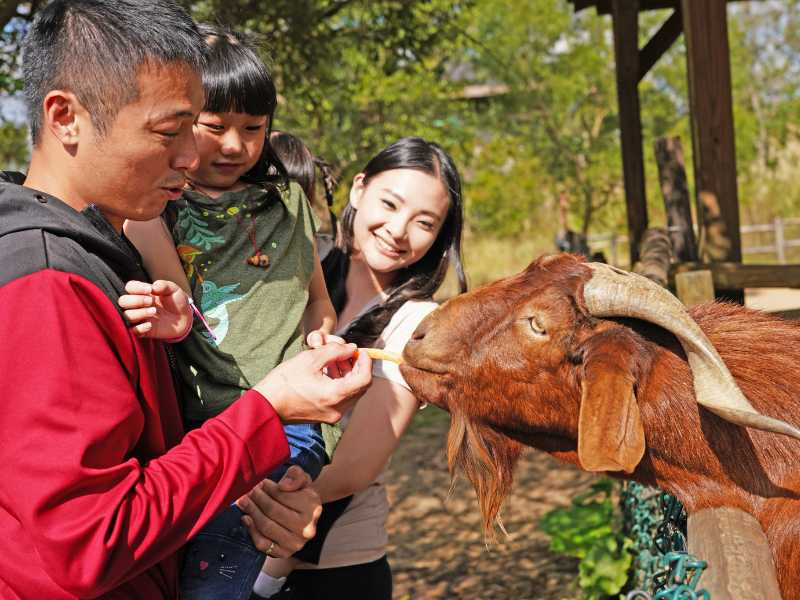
left=774, top=217, right=786, bottom=264
left=675, top=270, right=714, bottom=307
left=687, top=508, right=783, bottom=600
left=611, top=0, right=648, bottom=267
left=655, top=137, right=698, bottom=263
left=681, top=0, right=743, bottom=302
left=610, top=233, right=618, bottom=267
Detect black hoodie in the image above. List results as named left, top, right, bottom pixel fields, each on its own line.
left=0, top=174, right=148, bottom=305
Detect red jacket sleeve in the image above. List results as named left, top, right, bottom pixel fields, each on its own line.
left=0, top=270, right=289, bottom=597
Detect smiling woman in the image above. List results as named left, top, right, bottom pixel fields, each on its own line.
left=256, top=137, right=468, bottom=600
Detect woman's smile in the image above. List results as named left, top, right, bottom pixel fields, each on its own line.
left=373, top=233, right=404, bottom=258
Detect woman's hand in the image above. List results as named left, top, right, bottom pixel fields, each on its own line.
left=118, top=280, right=193, bottom=341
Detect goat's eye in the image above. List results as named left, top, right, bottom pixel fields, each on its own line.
left=528, top=316, right=547, bottom=336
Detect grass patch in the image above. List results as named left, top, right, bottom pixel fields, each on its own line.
left=407, top=404, right=450, bottom=435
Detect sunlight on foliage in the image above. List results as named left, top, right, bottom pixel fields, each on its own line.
left=539, top=478, right=633, bottom=600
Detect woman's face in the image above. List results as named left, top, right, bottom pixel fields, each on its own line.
left=188, top=111, right=267, bottom=190
left=350, top=168, right=450, bottom=279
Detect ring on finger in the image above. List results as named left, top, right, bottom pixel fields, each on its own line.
left=266, top=540, right=276, bottom=556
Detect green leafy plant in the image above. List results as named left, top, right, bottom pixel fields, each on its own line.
left=539, top=478, right=632, bottom=600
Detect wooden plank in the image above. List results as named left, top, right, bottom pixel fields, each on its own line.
left=638, top=9, right=683, bottom=81
left=688, top=508, right=782, bottom=600
left=675, top=270, right=714, bottom=307
left=671, top=263, right=800, bottom=290
left=681, top=0, right=742, bottom=267
left=655, top=137, right=697, bottom=262
left=611, top=0, right=648, bottom=266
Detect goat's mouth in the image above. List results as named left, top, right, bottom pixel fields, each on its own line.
left=399, top=362, right=451, bottom=410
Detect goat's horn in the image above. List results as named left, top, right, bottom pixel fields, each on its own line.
left=583, top=262, right=800, bottom=440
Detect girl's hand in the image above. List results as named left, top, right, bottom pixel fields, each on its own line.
left=306, top=330, right=345, bottom=349
left=118, top=280, right=193, bottom=341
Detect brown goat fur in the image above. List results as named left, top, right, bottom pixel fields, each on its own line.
left=401, top=254, right=800, bottom=598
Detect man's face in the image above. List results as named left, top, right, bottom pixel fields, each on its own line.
left=74, top=62, right=203, bottom=229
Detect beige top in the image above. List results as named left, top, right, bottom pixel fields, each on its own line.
left=295, top=298, right=438, bottom=570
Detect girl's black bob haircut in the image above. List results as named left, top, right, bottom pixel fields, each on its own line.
left=198, top=23, right=286, bottom=185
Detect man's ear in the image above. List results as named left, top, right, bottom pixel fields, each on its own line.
left=42, top=90, right=83, bottom=146
left=349, top=173, right=366, bottom=209
left=577, top=329, right=645, bottom=474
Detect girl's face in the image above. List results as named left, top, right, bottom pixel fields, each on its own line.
left=350, top=168, right=450, bottom=281
left=188, top=111, right=268, bottom=190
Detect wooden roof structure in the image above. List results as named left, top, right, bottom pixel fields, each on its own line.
left=567, top=0, right=743, bottom=268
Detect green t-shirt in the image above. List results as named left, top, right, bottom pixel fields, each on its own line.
left=165, top=182, right=316, bottom=422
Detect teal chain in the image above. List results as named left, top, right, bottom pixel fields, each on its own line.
left=621, top=482, right=709, bottom=600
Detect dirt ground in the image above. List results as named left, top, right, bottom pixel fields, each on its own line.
left=384, top=408, right=596, bottom=600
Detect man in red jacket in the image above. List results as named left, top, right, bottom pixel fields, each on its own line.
left=0, top=1, right=371, bottom=598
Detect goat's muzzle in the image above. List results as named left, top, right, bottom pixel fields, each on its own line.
left=401, top=308, right=454, bottom=409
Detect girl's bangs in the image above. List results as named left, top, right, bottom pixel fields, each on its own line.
left=203, top=62, right=276, bottom=116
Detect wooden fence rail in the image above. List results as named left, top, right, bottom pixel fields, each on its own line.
left=589, top=218, right=800, bottom=268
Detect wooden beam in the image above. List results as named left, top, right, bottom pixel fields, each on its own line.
left=611, top=0, right=648, bottom=266
left=568, top=0, right=748, bottom=15
left=638, top=9, right=683, bottom=82
left=688, top=508, right=782, bottom=600
left=681, top=0, right=742, bottom=267
left=582, top=0, right=679, bottom=15
left=671, top=263, right=800, bottom=290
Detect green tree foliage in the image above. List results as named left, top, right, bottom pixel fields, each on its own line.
left=539, top=478, right=633, bottom=599
left=0, top=119, right=28, bottom=169
left=182, top=0, right=478, bottom=208
left=726, top=1, right=800, bottom=221
left=0, top=0, right=798, bottom=238
left=459, top=0, right=631, bottom=235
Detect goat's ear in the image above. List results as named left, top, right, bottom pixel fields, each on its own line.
left=577, top=332, right=645, bottom=474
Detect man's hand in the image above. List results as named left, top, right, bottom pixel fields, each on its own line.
left=236, top=466, right=322, bottom=558
left=254, top=342, right=372, bottom=424
left=118, top=280, right=192, bottom=340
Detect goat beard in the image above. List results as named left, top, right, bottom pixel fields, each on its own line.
left=446, top=405, right=524, bottom=537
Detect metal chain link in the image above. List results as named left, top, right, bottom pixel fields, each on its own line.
left=622, top=482, right=709, bottom=600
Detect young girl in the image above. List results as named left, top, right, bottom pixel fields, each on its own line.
left=255, top=136, right=467, bottom=599
left=123, top=24, right=336, bottom=600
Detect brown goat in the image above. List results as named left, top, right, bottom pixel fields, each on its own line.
left=400, top=254, right=800, bottom=599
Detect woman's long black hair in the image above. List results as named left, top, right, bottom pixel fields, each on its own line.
left=323, top=136, right=467, bottom=347
left=197, top=23, right=287, bottom=187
